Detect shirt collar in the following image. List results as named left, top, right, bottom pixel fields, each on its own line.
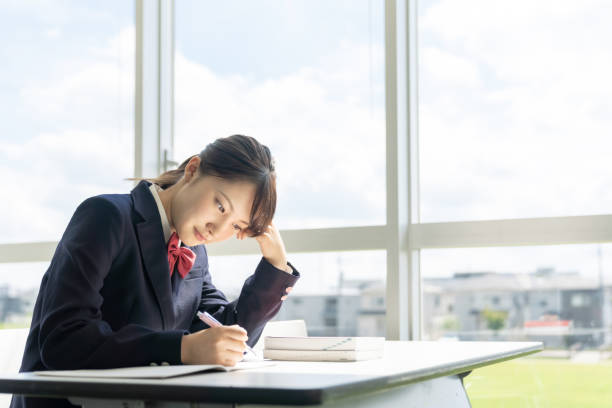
left=148, top=183, right=174, bottom=245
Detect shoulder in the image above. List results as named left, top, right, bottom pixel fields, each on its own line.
left=190, top=244, right=208, bottom=259
left=61, top=193, right=133, bottom=249
left=188, top=244, right=209, bottom=268
left=67, top=194, right=134, bottom=239
left=74, top=193, right=132, bottom=221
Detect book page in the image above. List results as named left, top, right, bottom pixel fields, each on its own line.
left=34, top=361, right=274, bottom=379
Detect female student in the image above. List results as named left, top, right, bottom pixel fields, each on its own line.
left=12, top=135, right=299, bottom=408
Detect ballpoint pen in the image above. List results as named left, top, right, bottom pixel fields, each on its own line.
left=196, top=311, right=257, bottom=356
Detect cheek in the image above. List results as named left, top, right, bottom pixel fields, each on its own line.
left=173, top=199, right=198, bottom=233
left=172, top=205, right=189, bottom=237
left=218, top=228, right=235, bottom=241
left=213, top=229, right=234, bottom=242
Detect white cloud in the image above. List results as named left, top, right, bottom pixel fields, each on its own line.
left=6, top=0, right=612, bottom=291
left=20, top=26, right=134, bottom=129
left=418, top=0, right=612, bottom=222
left=420, top=47, right=481, bottom=87
left=44, top=27, right=60, bottom=38
left=174, top=40, right=387, bottom=229
left=1, top=26, right=134, bottom=243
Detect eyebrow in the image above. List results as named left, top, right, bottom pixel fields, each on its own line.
left=218, top=190, right=249, bottom=226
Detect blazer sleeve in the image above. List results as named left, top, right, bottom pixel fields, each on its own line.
left=189, top=256, right=300, bottom=347
left=38, top=197, right=184, bottom=370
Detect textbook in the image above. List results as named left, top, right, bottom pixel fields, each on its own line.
left=34, top=361, right=273, bottom=379
left=264, top=336, right=385, bottom=351
left=263, top=336, right=385, bottom=361
left=263, top=348, right=383, bottom=362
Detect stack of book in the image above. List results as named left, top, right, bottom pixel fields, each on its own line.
left=263, top=336, right=385, bottom=362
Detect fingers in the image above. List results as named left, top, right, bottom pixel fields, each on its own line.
left=218, top=328, right=247, bottom=364
left=223, top=325, right=248, bottom=341
left=213, top=327, right=248, bottom=363
left=184, top=327, right=250, bottom=366
left=248, top=225, right=276, bottom=239
left=223, top=338, right=248, bottom=354
left=222, top=350, right=244, bottom=366
left=236, top=225, right=277, bottom=241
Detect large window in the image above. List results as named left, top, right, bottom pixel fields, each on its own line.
left=418, top=0, right=612, bottom=222
left=0, top=1, right=134, bottom=330
left=209, top=251, right=386, bottom=337
left=0, top=1, right=135, bottom=244
left=0, top=2, right=134, bottom=405
left=175, top=0, right=387, bottom=337
left=417, top=0, right=612, bottom=405
left=175, top=0, right=386, bottom=229
left=422, top=244, right=612, bottom=344
left=2, top=2, right=611, bottom=406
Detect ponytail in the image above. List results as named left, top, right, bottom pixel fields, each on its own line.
left=125, top=135, right=276, bottom=237
left=126, top=155, right=197, bottom=189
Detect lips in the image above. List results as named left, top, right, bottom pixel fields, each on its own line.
left=194, top=226, right=206, bottom=242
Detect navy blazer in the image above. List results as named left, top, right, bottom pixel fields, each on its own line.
left=11, top=180, right=299, bottom=408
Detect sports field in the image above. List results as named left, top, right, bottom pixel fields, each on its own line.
left=466, top=357, right=612, bottom=407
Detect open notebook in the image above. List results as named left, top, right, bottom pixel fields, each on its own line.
left=34, top=361, right=273, bottom=379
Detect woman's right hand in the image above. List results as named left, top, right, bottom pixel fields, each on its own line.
left=181, top=325, right=248, bottom=366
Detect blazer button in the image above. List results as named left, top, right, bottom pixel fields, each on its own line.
left=150, top=362, right=158, bottom=366
left=161, top=362, right=170, bottom=366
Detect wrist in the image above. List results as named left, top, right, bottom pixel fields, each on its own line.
left=272, top=259, right=288, bottom=272
left=180, top=334, right=192, bottom=364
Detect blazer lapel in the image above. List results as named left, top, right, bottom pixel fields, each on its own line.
left=131, top=180, right=174, bottom=329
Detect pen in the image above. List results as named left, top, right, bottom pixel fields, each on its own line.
left=196, top=311, right=257, bottom=356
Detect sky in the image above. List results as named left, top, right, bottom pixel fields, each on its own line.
left=1, top=0, right=612, bottom=298
left=418, top=0, right=612, bottom=222
left=173, top=0, right=387, bottom=230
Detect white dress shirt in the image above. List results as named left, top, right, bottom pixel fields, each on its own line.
left=149, top=183, right=173, bottom=245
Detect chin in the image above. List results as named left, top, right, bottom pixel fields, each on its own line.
left=182, top=238, right=196, bottom=246
left=176, top=230, right=195, bottom=246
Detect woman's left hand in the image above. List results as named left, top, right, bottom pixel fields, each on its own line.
left=236, top=221, right=290, bottom=273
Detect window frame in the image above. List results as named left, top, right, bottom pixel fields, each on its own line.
left=2, top=0, right=612, bottom=342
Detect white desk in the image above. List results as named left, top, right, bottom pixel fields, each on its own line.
left=0, top=341, right=542, bottom=407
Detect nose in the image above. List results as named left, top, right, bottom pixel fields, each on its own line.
left=205, top=222, right=214, bottom=238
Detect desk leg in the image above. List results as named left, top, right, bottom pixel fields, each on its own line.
left=68, top=397, right=232, bottom=408
left=240, top=375, right=471, bottom=408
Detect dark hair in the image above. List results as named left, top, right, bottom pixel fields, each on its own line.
left=128, top=134, right=276, bottom=237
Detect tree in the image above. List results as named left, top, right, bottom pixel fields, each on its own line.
left=482, top=308, right=507, bottom=332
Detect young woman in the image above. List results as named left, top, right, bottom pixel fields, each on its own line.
left=12, top=135, right=299, bottom=408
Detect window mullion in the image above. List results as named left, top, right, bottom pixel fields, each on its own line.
left=135, top=0, right=173, bottom=181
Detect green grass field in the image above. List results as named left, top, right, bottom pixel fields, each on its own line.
left=466, top=357, right=612, bottom=408
left=0, top=322, right=29, bottom=330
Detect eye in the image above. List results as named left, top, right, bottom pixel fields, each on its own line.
left=233, top=224, right=242, bottom=231
left=216, top=199, right=225, bottom=214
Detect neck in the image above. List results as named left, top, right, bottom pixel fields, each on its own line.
left=157, top=183, right=177, bottom=234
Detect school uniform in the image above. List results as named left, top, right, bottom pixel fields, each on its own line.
left=11, top=180, right=299, bottom=408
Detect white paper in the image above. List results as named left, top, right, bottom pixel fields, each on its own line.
left=34, top=361, right=274, bottom=379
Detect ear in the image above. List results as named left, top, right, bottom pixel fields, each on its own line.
left=184, top=156, right=201, bottom=183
